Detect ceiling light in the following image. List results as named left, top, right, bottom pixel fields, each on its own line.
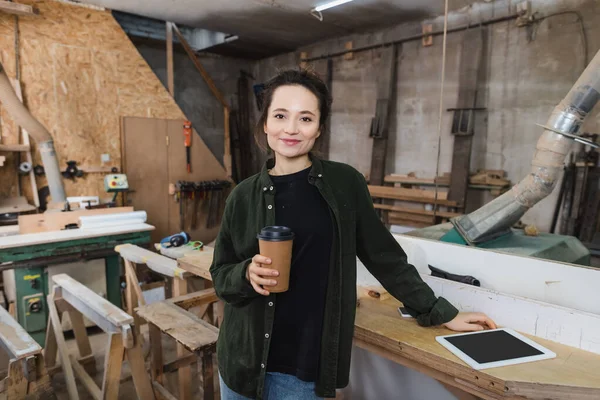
left=314, top=0, right=353, bottom=12
left=310, top=0, right=354, bottom=21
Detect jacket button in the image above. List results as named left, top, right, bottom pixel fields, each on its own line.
left=265, top=333, right=270, bottom=338
left=267, top=205, right=273, bottom=210
left=261, top=363, right=265, bottom=368
left=268, top=301, right=273, bottom=306
left=269, top=186, right=274, bottom=191
left=263, top=187, right=267, bottom=191
left=318, top=174, right=323, bottom=178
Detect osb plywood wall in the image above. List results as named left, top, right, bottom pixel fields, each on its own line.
left=0, top=0, right=226, bottom=204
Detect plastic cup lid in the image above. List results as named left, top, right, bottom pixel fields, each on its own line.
left=257, top=226, right=295, bottom=241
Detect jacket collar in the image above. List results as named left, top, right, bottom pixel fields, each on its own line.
left=259, top=153, right=324, bottom=188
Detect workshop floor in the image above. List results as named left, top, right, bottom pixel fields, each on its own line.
left=51, top=325, right=220, bottom=399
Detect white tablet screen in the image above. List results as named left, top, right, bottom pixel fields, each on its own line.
left=444, top=329, right=543, bottom=364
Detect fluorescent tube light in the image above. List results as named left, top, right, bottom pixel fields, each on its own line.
left=313, top=0, right=354, bottom=12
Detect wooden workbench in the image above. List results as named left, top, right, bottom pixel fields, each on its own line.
left=355, top=297, right=600, bottom=400
left=177, top=249, right=600, bottom=400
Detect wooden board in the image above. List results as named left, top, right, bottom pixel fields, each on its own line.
left=121, top=117, right=170, bottom=244
left=18, top=207, right=134, bottom=234
left=0, top=1, right=227, bottom=207
left=0, top=196, right=36, bottom=214
left=115, top=243, right=191, bottom=279
left=177, top=247, right=215, bottom=281
left=0, top=304, right=42, bottom=359
left=373, top=203, right=461, bottom=219
left=53, top=274, right=133, bottom=329
left=135, top=300, right=218, bottom=352
left=354, top=297, right=600, bottom=400
left=393, top=234, right=600, bottom=315
left=0, top=0, right=38, bottom=16
left=368, top=185, right=456, bottom=206
left=0, top=222, right=153, bottom=249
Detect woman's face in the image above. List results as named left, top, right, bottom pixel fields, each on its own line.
left=264, top=85, right=321, bottom=160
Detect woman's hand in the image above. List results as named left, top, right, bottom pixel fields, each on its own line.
left=443, top=312, right=497, bottom=332
left=245, top=255, right=278, bottom=296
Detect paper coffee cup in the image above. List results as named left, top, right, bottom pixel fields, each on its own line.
left=257, top=226, right=294, bottom=293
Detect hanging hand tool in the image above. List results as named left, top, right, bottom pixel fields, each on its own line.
left=183, top=120, right=192, bottom=173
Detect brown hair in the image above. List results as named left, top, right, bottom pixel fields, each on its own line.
left=253, top=68, right=332, bottom=152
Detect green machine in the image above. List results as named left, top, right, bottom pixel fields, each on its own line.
left=1, top=230, right=151, bottom=345
left=405, top=47, right=600, bottom=266
left=406, top=223, right=591, bottom=266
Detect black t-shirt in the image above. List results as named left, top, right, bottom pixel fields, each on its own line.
left=266, top=166, right=333, bottom=382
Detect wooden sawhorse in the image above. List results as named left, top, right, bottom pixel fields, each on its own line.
left=136, top=289, right=219, bottom=400
left=116, top=243, right=201, bottom=400
left=0, top=306, right=56, bottom=399
left=44, top=273, right=155, bottom=400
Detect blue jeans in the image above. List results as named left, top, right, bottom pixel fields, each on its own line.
left=219, top=372, right=323, bottom=399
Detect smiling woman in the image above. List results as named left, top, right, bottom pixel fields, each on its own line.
left=210, top=68, right=496, bottom=400
left=253, top=69, right=332, bottom=168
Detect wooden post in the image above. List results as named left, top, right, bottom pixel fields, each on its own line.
left=166, top=22, right=174, bottom=96
left=173, top=278, right=192, bottom=400
left=47, top=291, right=80, bottom=400
left=369, top=45, right=398, bottom=186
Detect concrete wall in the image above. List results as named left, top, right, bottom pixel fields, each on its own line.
left=252, top=0, right=600, bottom=232
left=135, top=40, right=253, bottom=165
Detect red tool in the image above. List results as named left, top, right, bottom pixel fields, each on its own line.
left=183, top=120, right=192, bottom=173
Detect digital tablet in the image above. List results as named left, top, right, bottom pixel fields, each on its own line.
left=436, top=328, right=556, bottom=370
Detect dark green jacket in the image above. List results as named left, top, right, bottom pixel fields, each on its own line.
left=209, top=156, right=459, bottom=399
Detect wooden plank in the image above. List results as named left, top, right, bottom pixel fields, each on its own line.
left=373, top=203, right=461, bottom=218
left=121, top=117, right=170, bottom=244
left=52, top=274, right=133, bottom=329
left=68, top=309, right=94, bottom=372
left=177, top=247, right=214, bottom=281
left=70, top=355, right=102, bottom=400
left=199, top=350, right=214, bottom=399
left=0, top=0, right=39, bottom=16
left=392, top=234, right=600, bottom=315
left=0, top=143, right=30, bottom=151
left=369, top=45, right=397, bottom=186
left=166, top=22, right=174, bottom=96
left=47, top=293, right=79, bottom=400
left=5, top=359, right=29, bottom=399
left=13, top=79, right=40, bottom=208
left=173, top=278, right=192, bottom=400
left=368, top=185, right=458, bottom=206
left=135, top=301, right=218, bottom=352
left=168, top=288, right=218, bottom=310
left=370, top=185, right=448, bottom=200
left=354, top=297, right=600, bottom=399
left=163, top=353, right=196, bottom=374
left=0, top=223, right=154, bottom=250
left=101, top=333, right=124, bottom=400
left=224, top=106, right=232, bottom=179
left=0, top=196, right=36, bottom=214
left=116, top=244, right=191, bottom=279
left=172, top=24, right=227, bottom=108
left=448, top=28, right=485, bottom=206
left=126, top=338, right=157, bottom=400
left=0, top=303, right=42, bottom=359
left=388, top=211, right=434, bottom=224
left=18, top=207, right=134, bottom=234
left=152, top=381, right=178, bottom=400
left=385, top=175, right=448, bottom=186
left=149, top=323, right=164, bottom=384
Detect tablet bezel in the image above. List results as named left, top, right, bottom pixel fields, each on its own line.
left=436, top=328, right=557, bottom=370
